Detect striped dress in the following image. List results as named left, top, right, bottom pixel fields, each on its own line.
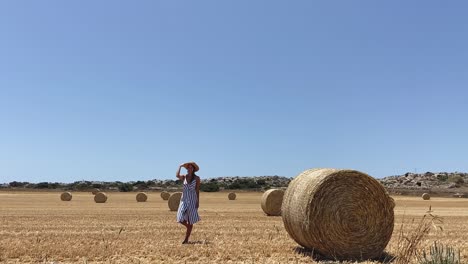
left=176, top=177, right=200, bottom=225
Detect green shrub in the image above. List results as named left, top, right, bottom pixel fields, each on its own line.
left=419, top=241, right=461, bottom=264
left=448, top=175, right=464, bottom=185
left=200, top=182, right=220, bottom=192
left=118, top=183, right=133, bottom=192
left=437, top=175, right=449, bottom=182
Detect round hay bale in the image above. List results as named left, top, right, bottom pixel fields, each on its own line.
left=91, top=188, right=100, bottom=195
left=94, top=192, right=108, bottom=203
left=161, top=191, right=170, bottom=200
left=228, top=192, right=236, bottom=200
left=168, top=192, right=182, bottom=211
left=282, top=168, right=395, bottom=261
left=60, top=192, right=72, bottom=201
left=261, top=189, right=284, bottom=216
left=136, top=192, right=148, bottom=202
left=422, top=193, right=430, bottom=200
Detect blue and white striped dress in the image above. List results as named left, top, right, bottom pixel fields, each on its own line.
left=176, top=177, right=200, bottom=225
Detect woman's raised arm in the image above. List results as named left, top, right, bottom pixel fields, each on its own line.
left=176, top=164, right=185, bottom=180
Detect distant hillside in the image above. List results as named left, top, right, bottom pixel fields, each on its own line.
left=379, top=172, right=468, bottom=195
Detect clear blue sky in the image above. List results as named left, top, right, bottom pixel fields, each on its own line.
left=1, top=1, right=467, bottom=183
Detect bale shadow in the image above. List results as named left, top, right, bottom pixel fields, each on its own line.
left=294, top=247, right=396, bottom=263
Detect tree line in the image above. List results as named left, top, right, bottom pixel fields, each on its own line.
left=3, top=177, right=291, bottom=192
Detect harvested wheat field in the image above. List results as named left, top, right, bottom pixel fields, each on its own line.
left=0, top=192, right=467, bottom=263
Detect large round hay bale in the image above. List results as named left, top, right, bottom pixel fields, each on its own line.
left=261, top=189, right=284, bottom=216
left=136, top=192, right=148, bottom=202
left=422, top=193, right=430, bottom=200
left=168, top=192, right=182, bottom=211
left=60, top=192, right=72, bottom=201
left=228, top=192, right=236, bottom=200
left=282, top=168, right=395, bottom=260
left=161, top=191, right=170, bottom=200
left=94, top=192, right=108, bottom=203
left=91, top=188, right=100, bottom=195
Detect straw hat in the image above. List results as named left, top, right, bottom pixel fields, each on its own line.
left=183, top=161, right=199, bottom=172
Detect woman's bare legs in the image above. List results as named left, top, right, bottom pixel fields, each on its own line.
left=179, top=221, right=193, bottom=244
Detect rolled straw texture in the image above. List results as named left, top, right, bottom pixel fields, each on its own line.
left=94, top=192, right=108, bottom=203
left=422, top=193, right=430, bottom=200
left=282, top=168, right=395, bottom=260
left=136, top=192, right=148, bottom=202
left=60, top=192, right=72, bottom=201
left=161, top=191, right=170, bottom=200
left=261, top=189, right=284, bottom=216
left=228, top=193, right=236, bottom=200
left=168, top=192, right=182, bottom=211
left=91, top=188, right=100, bottom=195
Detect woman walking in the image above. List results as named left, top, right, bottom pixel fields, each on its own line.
left=176, top=161, right=201, bottom=244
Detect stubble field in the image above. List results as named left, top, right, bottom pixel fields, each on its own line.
left=0, top=191, right=467, bottom=263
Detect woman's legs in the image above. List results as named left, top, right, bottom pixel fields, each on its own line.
left=179, top=220, right=193, bottom=244
left=183, top=223, right=193, bottom=244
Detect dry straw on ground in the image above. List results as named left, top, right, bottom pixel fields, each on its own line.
left=282, top=168, right=395, bottom=261
left=422, top=193, right=431, bottom=200
left=94, top=192, right=108, bottom=203
left=136, top=192, right=148, bottom=202
left=91, top=188, right=100, bottom=195
left=261, top=189, right=284, bottom=216
left=1, top=192, right=468, bottom=263
left=228, top=192, right=236, bottom=200
left=161, top=191, right=170, bottom=200
left=60, top=192, right=72, bottom=201
left=168, top=192, right=182, bottom=211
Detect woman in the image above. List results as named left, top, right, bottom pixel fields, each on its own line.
left=176, top=161, right=201, bottom=244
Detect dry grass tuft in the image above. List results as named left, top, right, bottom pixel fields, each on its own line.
left=393, top=206, right=444, bottom=264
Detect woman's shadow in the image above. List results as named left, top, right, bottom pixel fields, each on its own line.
left=294, top=247, right=396, bottom=263
left=185, top=240, right=211, bottom=245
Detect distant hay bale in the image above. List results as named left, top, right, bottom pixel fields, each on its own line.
left=161, top=191, right=170, bottom=200
left=94, top=192, right=108, bottom=203
left=282, top=168, right=395, bottom=260
left=422, top=193, right=430, bottom=200
left=261, top=189, right=284, bottom=216
left=452, top=193, right=467, bottom=198
left=228, top=192, right=236, bottom=200
left=60, top=192, right=72, bottom=201
left=136, top=192, right=148, bottom=202
left=91, top=188, right=100, bottom=195
left=168, top=192, right=182, bottom=211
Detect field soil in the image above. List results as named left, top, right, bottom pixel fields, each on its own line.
left=0, top=192, right=467, bottom=263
